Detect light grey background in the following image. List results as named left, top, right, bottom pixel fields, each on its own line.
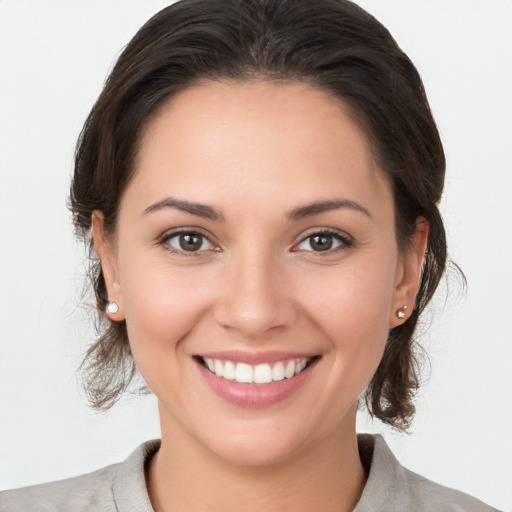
left=0, top=1, right=511, bottom=510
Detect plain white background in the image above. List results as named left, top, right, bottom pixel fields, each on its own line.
left=0, top=1, right=511, bottom=510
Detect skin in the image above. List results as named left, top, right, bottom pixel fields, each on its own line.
left=93, top=81, right=428, bottom=512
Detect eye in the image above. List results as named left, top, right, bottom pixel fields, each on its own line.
left=294, top=231, right=351, bottom=253
left=165, top=231, right=214, bottom=253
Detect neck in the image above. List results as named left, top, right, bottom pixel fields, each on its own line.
left=146, top=407, right=366, bottom=512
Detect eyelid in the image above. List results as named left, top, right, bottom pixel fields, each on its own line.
left=291, top=227, right=354, bottom=253
left=157, top=227, right=221, bottom=255
left=156, top=226, right=353, bottom=255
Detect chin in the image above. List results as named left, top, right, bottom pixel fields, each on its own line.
left=193, top=415, right=320, bottom=468
left=209, top=435, right=304, bottom=467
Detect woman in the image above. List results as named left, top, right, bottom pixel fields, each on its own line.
left=0, top=0, right=504, bottom=510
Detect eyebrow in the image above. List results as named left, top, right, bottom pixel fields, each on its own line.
left=287, top=199, right=372, bottom=220
left=143, top=197, right=371, bottom=222
left=143, top=197, right=225, bottom=221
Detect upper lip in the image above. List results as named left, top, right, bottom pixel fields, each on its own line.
left=196, top=350, right=318, bottom=365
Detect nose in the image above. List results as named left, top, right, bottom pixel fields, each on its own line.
left=213, top=249, right=298, bottom=339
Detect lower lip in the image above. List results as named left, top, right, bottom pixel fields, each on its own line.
left=196, top=359, right=318, bottom=408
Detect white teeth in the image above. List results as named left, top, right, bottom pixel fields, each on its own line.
left=254, top=364, right=272, bottom=384
left=214, top=359, right=224, bottom=377
left=295, top=359, right=307, bottom=375
left=205, top=358, right=214, bottom=372
left=224, top=360, right=236, bottom=380
left=284, top=360, right=296, bottom=379
left=202, top=357, right=311, bottom=384
left=272, top=362, right=285, bottom=381
left=235, top=363, right=253, bottom=383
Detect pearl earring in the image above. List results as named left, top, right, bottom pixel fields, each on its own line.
left=106, top=300, right=119, bottom=314
left=396, top=305, right=407, bottom=319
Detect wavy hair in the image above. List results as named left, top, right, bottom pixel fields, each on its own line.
left=71, top=0, right=449, bottom=430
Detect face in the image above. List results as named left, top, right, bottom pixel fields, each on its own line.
left=95, top=81, right=425, bottom=466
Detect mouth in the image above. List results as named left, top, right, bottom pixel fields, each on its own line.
left=194, top=355, right=320, bottom=385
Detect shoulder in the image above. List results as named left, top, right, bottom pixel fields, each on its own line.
left=356, top=434, right=501, bottom=512
left=403, top=465, right=499, bottom=512
left=0, top=464, right=118, bottom=512
left=0, top=440, right=160, bottom=512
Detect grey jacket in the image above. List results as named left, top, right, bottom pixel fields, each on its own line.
left=0, top=434, right=500, bottom=511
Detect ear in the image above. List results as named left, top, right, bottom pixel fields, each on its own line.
left=389, top=217, right=429, bottom=327
left=91, top=211, right=125, bottom=320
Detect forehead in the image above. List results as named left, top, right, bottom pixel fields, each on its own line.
left=127, top=80, right=392, bottom=216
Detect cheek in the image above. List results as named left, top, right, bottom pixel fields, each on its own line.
left=119, top=264, right=219, bottom=406
left=119, top=263, right=215, bottom=356
left=300, top=258, right=396, bottom=338
left=296, top=255, right=397, bottom=384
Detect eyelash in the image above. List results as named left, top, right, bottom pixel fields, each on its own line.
left=157, top=228, right=354, bottom=257
left=158, top=229, right=217, bottom=257
left=293, top=228, right=354, bottom=255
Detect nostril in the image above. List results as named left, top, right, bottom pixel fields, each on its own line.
left=214, top=296, right=299, bottom=339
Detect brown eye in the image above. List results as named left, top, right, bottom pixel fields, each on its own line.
left=295, top=231, right=349, bottom=253
left=166, top=232, right=213, bottom=253
left=179, top=233, right=203, bottom=251
left=310, top=234, right=333, bottom=251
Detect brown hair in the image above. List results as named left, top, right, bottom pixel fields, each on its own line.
left=71, top=0, right=448, bottom=430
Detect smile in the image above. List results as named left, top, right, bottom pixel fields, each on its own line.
left=200, top=357, right=312, bottom=385
left=195, top=352, right=321, bottom=407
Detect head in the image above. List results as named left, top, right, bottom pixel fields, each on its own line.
left=71, top=0, right=447, bottom=433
